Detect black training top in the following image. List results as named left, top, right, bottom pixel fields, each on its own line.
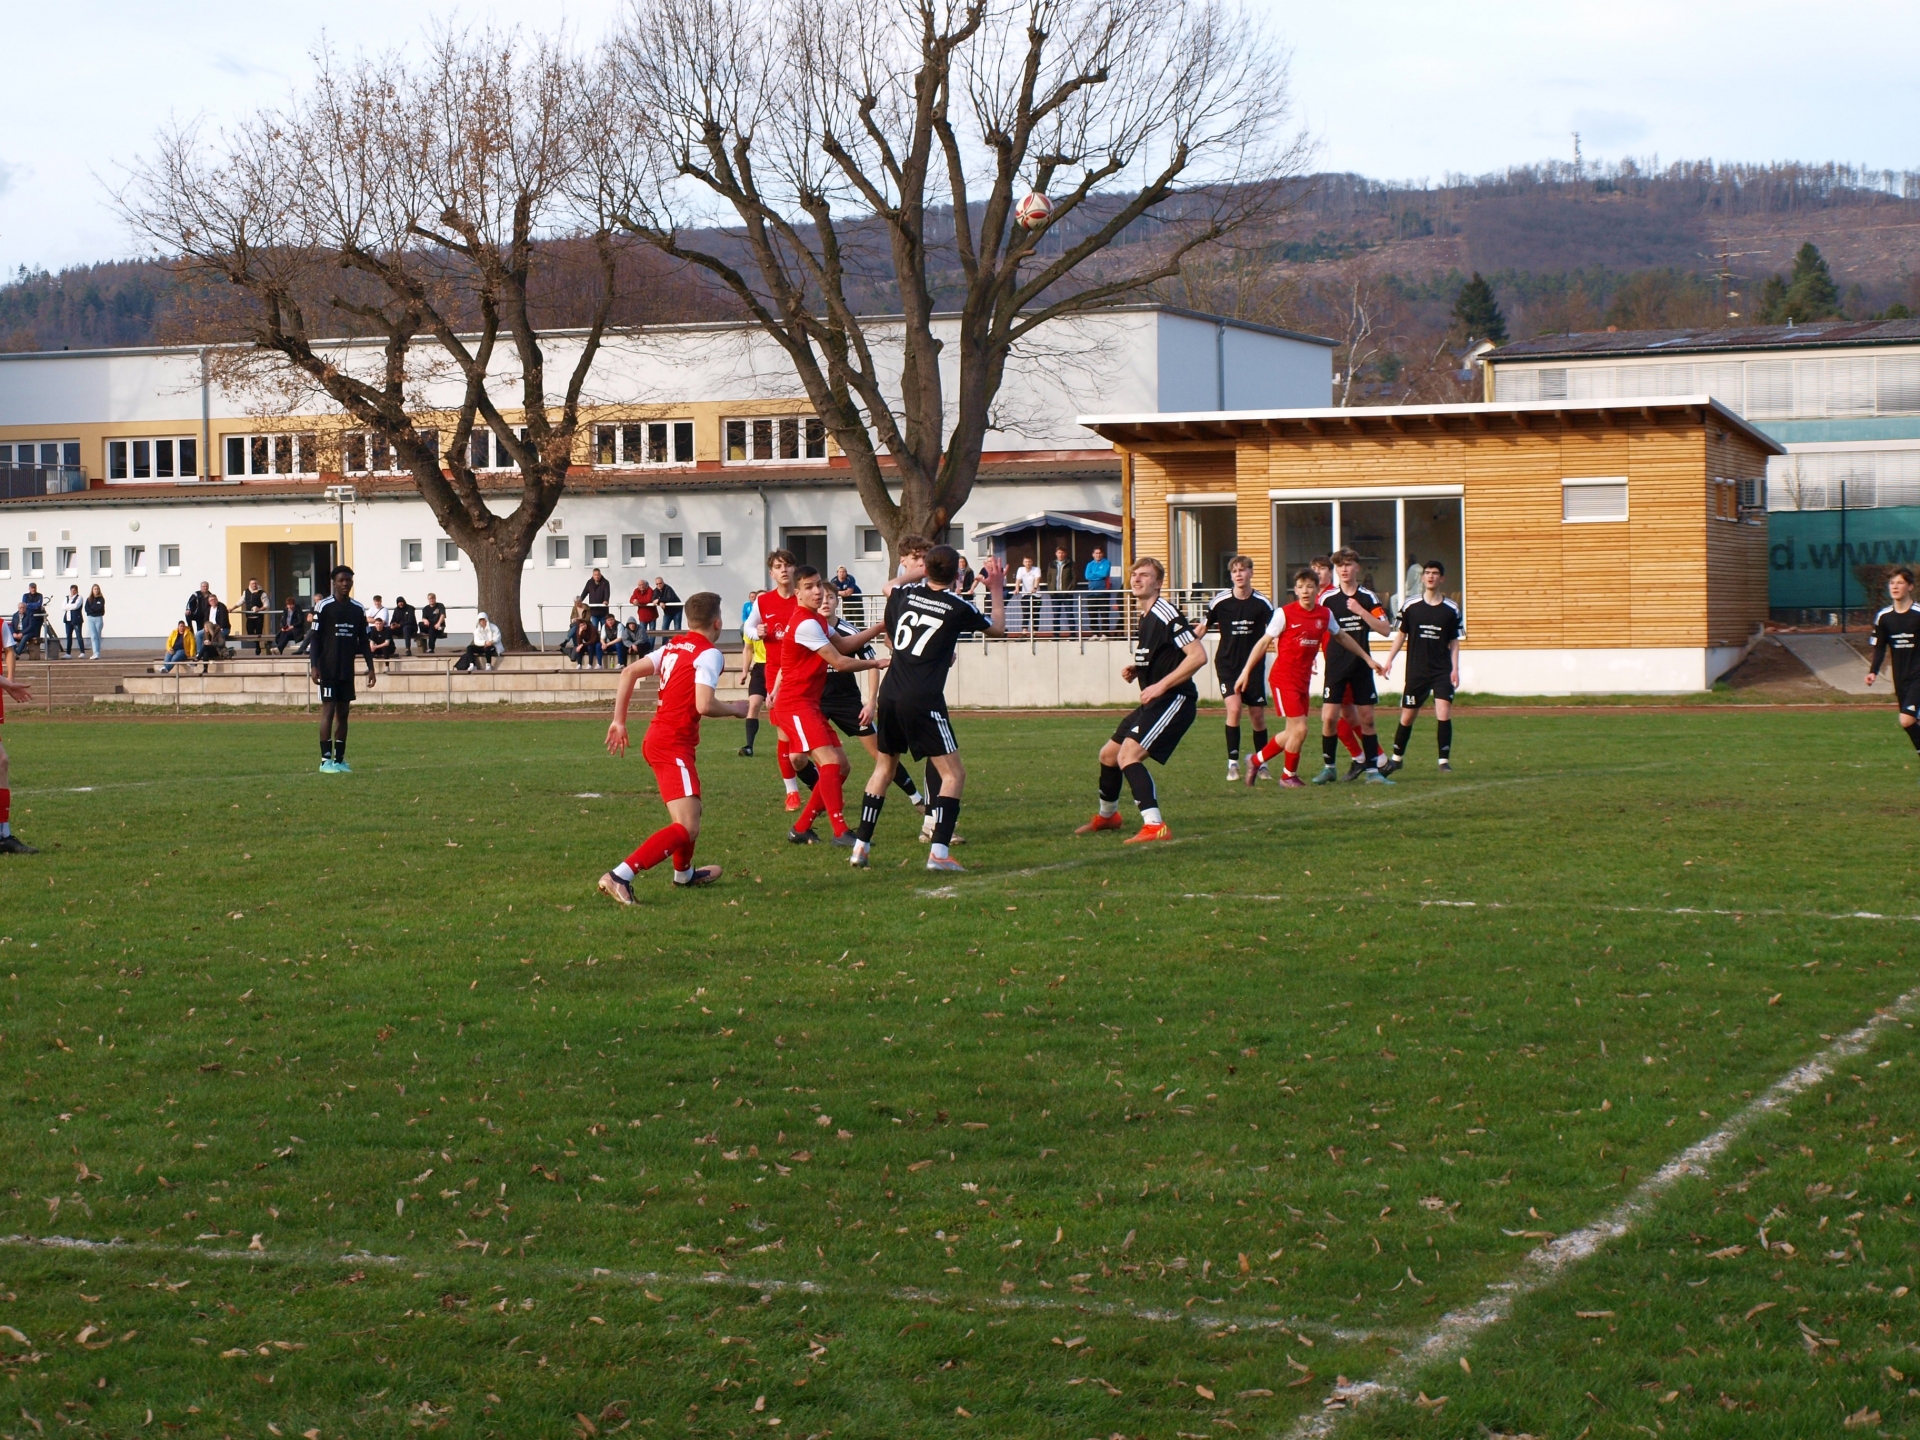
left=1206, top=589, right=1275, bottom=681
left=1397, top=597, right=1463, bottom=675
left=880, top=584, right=989, bottom=708
left=1321, top=585, right=1384, bottom=670
left=1871, top=603, right=1920, bottom=690
left=309, top=597, right=371, bottom=681
left=1134, top=597, right=1200, bottom=693
left=823, top=618, right=875, bottom=707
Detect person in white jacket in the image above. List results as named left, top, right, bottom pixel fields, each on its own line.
left=60, top=586, right=84, bottom=659
left=458, top=613, right=502, bottom=671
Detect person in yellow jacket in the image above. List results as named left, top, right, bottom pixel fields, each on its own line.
left=738, top=589, right=768, bottom=756
left=160, top=620, right=198, bottom=673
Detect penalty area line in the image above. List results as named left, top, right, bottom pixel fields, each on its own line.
left=1177, top=893, right=1920, bottom=927
left=1282, top=979, right=1920, bottom=1438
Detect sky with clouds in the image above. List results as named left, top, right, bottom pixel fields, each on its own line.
left=4, top=0, right=1915, bottom=277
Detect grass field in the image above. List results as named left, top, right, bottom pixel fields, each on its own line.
left=1, top=706, right=1918, bottom=1440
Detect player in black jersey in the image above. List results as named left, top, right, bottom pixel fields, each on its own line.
left=1075, top=556, right=1209, bottom=844
left=817, top=585, right=928, bottom=817
left=1199, top=556, right=1274, bottom=782
left=1315, top=547, right=1393, bottom=784
left=850, top=544, right=1007, bottom=873
left=1866, top=566, right=1920, bottom=770
left=1381, top=560, right=1463, bottom=774
left=308, top=565, right=377, bottom=774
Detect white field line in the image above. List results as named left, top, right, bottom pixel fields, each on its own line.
left=1178, top=893, right=1920, bottom=926
left=0, top=1232, right=1385, bottom=1346
left=916, top=761, right=1688, bottom=898
left=1283, top=981, right=1920, bottom=1439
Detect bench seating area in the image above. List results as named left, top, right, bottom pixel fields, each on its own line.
left=104, top=653, right=669, bottom=709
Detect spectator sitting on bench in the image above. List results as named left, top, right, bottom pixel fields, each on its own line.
left=367, top=615, right=398, bottom=660
left=561, top=614, right=600, bottom=668
left=390, top=595, right=417, bottom=654
left=600, top=613, right=626, bottom=667
left=456, top=613, right=501, bottom=672
left=419, top=594, right=446, bottom=654
left=161, top=620, right=198, bottom=673
left=275, top=598, right=308, bottom=654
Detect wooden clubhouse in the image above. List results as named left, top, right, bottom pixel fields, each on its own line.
left=1080, top=397, right=1784, bottom=695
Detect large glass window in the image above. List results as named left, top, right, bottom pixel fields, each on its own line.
left=1169, top=504, right=1238, bottom=592
left=596, top=420, right=694, bottom=466
left=1273, top=494, right=1464, bottom=621
left=1273, top=501, right=1333, bottom=592
left=724, top=415, right=826, bottom=463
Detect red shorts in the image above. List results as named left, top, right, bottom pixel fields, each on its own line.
left=1271, top=666, right=1313, bottom=720
left=644, top=747, right=701, bottom=802
left=770, top=702, right=831, bottom=754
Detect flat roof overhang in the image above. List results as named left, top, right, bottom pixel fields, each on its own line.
left=1079, top=396, right=1785, bottom=457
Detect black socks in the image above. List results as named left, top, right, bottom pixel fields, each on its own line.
left=1224, top=724, right=1241, bottom=761
left=742, top=716, right=759, bottom=749
left=858, top=791, right=885, bottom=843
left=795, top=759, right=819, bottom=790
left=1392, top=721, right=1413, bottom=759
left=1123, top=763, right=1157, bottom=810
left=932, top=797, right=960, bottom=847
left=892, top=761, right=921, bottom=803
left=1437, top=719, right=1453, bottom=759
left=1251, top=727, right=1268, bottom=760
left=1098, top=763, right=1123, bottom=804
left=1361, top=731, right=1381, bottom=765
left=924, top=760, right=942, bottom=804
left=1322, top=732, right=1339, bottom=766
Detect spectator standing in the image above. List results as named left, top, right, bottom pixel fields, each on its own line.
left=654, top=578, right=683, bottom=630
left=204, top=592, right=231, bottom=660
left=275, top=599, right=308, bottom=654
left=1014, top=555, right=1041, bottom=631
left=1082, top=545, right=1114, bottom=632
left=419, top=594, right=447, bottom=654
left=240, top=579, right=268, bottom=654
left=184, top=581, right=212, bottom=650
left=83, top=585, right=105, bottom=659
left=580, top=568, right=612, bottom=626
left=365, top=595, right=391, bottom=627
left=457, top=612, right=502, bottom=671
left=630, top=578, right=659, bottom=641
left=390, top=595, right=417, bottom=654
left=1045, top=544, right=1076, bottom=633
left=955, top=554, right=976, bottom=599
left=60, top=585, right=84, bottom=659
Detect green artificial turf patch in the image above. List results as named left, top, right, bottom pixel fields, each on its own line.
left=0, top=708, right=1915, bottom=1438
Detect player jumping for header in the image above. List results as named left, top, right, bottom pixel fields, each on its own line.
left=599, top=592, right=749, bottom=903
left=1866, top=565, right=1920, bottom=776
left=1236, top=568, right=1386, bottom=787
left=1199, top=555, right=1274, bottom=782
left=1075, top=556, right=1210, bottom=843
left=850, top=543, right=1006, bottom=873
left=774, top=567, right=890, bottom=847
left=1381, top=559, right=1464, bottom=774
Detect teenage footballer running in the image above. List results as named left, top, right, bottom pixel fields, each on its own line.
left=1382, top=560, right=1463, bottom=773
left=0, top=612, right=37, bottom=853
left=773, top=567, right=889, bottom=847
left=817, top=585, right=928, bottom=818
left=1865, top=565, right=1920, bottom=772
left=741, top=551, right=802, bottom=809
left=598, top=591, right=748, bottom=903
left=1316, top=547, right=1393, bottom=784
left=1236, top=569, right=1386, bottom=787
left=850, top=543, right=1007, bottom=873
left=1199, top=556, right=1274, bottom=781
left=1075, top=556, right=1210, bottom=843
left=308, top=565, right=376, bottom=773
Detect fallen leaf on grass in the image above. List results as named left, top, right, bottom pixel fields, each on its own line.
left=1194, top=1385, right=1215, bottom=1400
left=1237, top=1388, right=1273, bottom=1398
left=1502, top=1229, right=1554, bottom=1239
left=1413, top=1393, right=1447, bottom=1409
left=0, top=1325, right=28, bottom=1344
left=1743, top=1302, right=1776, bottom=1321
left=1576, top=1311, right=1614, bottom=1319
left=1706, top=1245, right=1745, bottom=1260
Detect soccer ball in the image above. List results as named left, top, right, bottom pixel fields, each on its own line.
left=1015, top=192, right=1053, bottom=231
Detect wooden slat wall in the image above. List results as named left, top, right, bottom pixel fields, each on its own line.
left=1114, top=412, right=1763, bottom=651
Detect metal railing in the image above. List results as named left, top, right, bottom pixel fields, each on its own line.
left=0, top=465, right=87, bottom=498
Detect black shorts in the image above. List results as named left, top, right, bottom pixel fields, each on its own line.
left=821, top=690, right=874, bottom=738
left=1220, top=662, right=1267, bottom=705
left=874, top=695, right=958, bottom=759
left=317, top=676, right=355, bottom=704
left=1323, top=665, right=1377, bottom=707
left=1113, top=685, right=1197, bottom=765
left=747, top=662, right=768, bottom=699
left=1900, top=675, right=1920, bottom=718
left=1402, top=671, right=1456, bottom=708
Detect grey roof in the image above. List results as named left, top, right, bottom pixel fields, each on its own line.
left=1486, top=319, right=1920, bottom=364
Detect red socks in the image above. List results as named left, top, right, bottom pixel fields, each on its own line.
left=0, top=787, right=8, bottom=824
left=1253, top=738, right=1283, bottom=767
left=1337, top=718, right=1363, bottom=757
left=777, top=750, right=796, bottom=781
left=796, top=763, right=847, bottom=835
left=625, top=822, right=691, bottom=874
left=1283, top=750, right=1300, bottom=778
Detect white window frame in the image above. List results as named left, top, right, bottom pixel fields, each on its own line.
left=548, top=534, right=572, bottom=567
left=465, top=427, right=526, bottom=473
left=623, top=534, right=646, bottom=566
left=91, top=546, right=112, bottom=577
left=125, top=545, right=147, bottom=577
left=56, top=546, right=77, bottom=577
left=698, top=532, right=723, bottom=565
left=107, top=435, right=199, bottom=482
left=401, top=539, right=425, bottom=570
left=436, top=539, right=461, bottom=570
left=662, top=532, right=685, bottom=564
left=23, top=547, right=44, bottom=577
left=1561, top=476, right=1630, bottom=524
left=586, top=534, right=609, bottom=565
left=0, top=550, right=10, bottom=577
left=594, top=420, right=696, bottom=467
left=159, top=544, right=182, bottom=575
left=722, top=415, right=827, bottom=464
left=2, top=440, right=81, bottom=469
left=342, top=431, right=412, bottom=476
left=858, top=526, right=884, bottom=558
left=224, top=433, right=319, bottom=479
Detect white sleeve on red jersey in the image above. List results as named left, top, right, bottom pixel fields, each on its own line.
left=692, top=647, right=725, bottom=689
left=792, top=617, right=831, bottom=652
left=1262, top=607, right=1287, bottom=639
left=741, top=599, right=766, bottom=641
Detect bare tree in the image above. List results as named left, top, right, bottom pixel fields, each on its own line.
left=118, top=29, right=627, bottom=649
left=609, top=0, right=1307, bottom=559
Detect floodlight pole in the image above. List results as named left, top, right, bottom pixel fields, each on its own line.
left=324, top=484, right=357, bottom=574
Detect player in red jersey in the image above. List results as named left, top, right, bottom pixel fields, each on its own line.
left=741, top=550, right=805, bottom=810
left=0, top=614, right=38, bottom=853
left=597, top=592, right=747, bottom=904
left=771, top=566, right=888, bottom=847
left=1235, top=569, right=1385, bottom=788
